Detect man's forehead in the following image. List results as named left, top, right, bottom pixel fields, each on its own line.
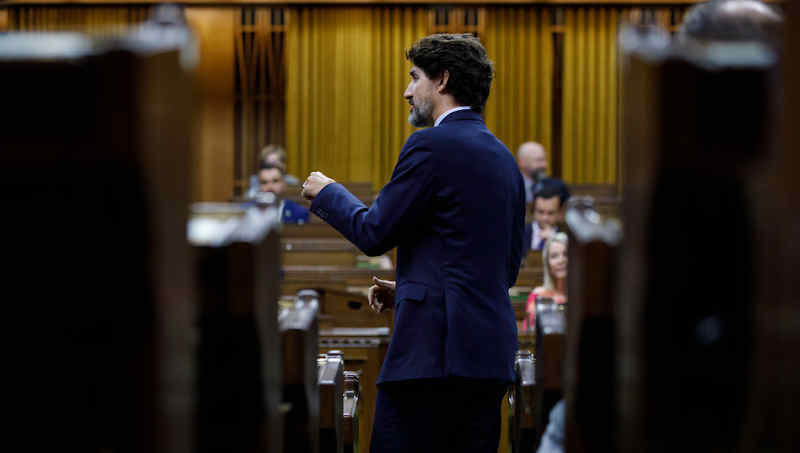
left=260, top=169, right=282, bottom=179
left=535, top=196, right=560, bottom=207
left=519, top=143, right=545, bottom=157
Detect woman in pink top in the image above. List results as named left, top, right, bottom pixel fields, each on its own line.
left=522, top=232, right=568, bottom=331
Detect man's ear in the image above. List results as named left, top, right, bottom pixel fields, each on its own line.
left=437, top=70, right=450, bottom=94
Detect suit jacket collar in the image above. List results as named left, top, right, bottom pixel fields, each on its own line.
left=438, top=108, right=483, bottom=125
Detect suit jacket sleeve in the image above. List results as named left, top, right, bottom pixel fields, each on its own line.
left=509, top=179, right=526, bottom=287
left=309, top=133, right=436, bottom=257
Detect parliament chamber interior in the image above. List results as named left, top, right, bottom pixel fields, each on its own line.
left=1, top=1, right=799, bottom=452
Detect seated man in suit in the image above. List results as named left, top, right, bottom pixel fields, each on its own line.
left=257, top=162, right=309, bottom=224
left=248, top=144, right=301, bottom=198
left=517, top=141, right=549, bottom=204
left=525, top=178, right=570, bottom=253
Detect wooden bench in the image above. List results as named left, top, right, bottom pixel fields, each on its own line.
left=282, top=266, right=543, bottom=296
left=283, top=223, right=346, bottom=239
left=281, top=237, right=396, bottom=269
left=282, top=238, right=361, bottom=266
left=320, top=329, right=388, bottom=453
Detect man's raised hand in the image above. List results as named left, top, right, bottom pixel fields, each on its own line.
left=301, top=171, right=335, bottom=200
left=368, top=276, right=396, bottom=313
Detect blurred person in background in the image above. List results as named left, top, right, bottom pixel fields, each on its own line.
left=524, top=178, right=570, bottom=254
left=517, top=141, right=548, bottom=203
left=248, top=144, right=300, bottom=198
left=256, top=162, right=309, bottom=224
left=522, top=233, right=568, bottom=332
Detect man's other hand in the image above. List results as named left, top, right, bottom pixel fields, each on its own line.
left=301, top=171, right=335, bottom=200
left=540, top=225, right=555, bottom=242
left=368, top=276, right=396, bottom=313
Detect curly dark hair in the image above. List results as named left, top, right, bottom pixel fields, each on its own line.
left=405, top=34, right=494, bottom=114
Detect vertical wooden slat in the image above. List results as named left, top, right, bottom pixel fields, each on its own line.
left=609, top=8, right=619, bottom=185
left=257, top=9, right=268, bottom=154
left=587, top=8, right=598, bottom=183
left=542, top=7, right=554, bottom=167
left=597, top=7, right=609, bottom=183
left=562, top=8, right=574, bottom=182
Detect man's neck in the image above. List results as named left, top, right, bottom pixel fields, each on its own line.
left=432, top=99, right=464, bottom=123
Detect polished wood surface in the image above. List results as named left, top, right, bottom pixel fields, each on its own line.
left=315, top=288, right=393, bottom=330
left=193, top=228, right=283, bottom=453
left=318, top=353, right=345, bottom=453
left=321, top=334, right=388, bottom=453
left=186, top=8, right=237, bottom=202
left=563, top=203, right=620, bottom=453
left=280, top=302, right=321, bottom=453
left=745, top=4, right=800, bottom=451
left=619, top=32, right=777, bottom=453
left=2, top=36, right=195, bottom=452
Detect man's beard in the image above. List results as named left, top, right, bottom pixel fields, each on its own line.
left=529, top=168, right=547, bottom=183
left=408, top=98, right=434, bottom=127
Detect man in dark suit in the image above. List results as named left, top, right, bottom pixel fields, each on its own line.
left=257, top=162, right=309, bottom=224
left=301, top=34, right=525, bottom=453
left=524, top=177, right=570, bottom=254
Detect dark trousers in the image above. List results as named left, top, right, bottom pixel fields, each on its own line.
left=370, top=377, right=508, bottom=453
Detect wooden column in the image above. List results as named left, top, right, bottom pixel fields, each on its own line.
left=186, top=7, right=236, bottom=202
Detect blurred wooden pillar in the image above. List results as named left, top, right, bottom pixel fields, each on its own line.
left=744, top=3, right=800, bottom=452
left=564, top=199, right=621, bottom=453
left=0, top=28, right=195, bottom=452
left=618, top=26, right=773, bottom=453
left=186, top=7, right=236, bottom=202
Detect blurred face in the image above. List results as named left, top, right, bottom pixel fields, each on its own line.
left=259, top=168, right=285, bottom=196
left=518, top=143, right=547, bottom=178
left=533, top=196, right=560, bottom=228
left=404, top=66, right=437, bottom=127
left=548, top=241, right=568, bottom=280
left=265, top=152, right=286, bottom=171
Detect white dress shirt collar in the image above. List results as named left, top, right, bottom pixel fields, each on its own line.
left=434, top=106, right=471, bottom=127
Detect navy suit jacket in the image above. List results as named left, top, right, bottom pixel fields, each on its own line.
left=281, top=199, right=309, bottom=224
left=310, top=109, right=525, bottom=384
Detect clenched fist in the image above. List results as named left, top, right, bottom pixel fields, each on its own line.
left=368, top=276, right=396, bottom=313
left=301, top=171, right=336, bottom=200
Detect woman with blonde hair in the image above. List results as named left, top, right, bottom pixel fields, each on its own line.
left=522, top=232, right=567, bottom=331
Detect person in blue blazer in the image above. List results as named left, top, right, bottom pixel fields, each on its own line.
left=256, top=162, right=309, bottom=224
left=301, top=34, right=525, bottom=453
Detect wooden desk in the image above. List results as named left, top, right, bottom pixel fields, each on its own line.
left=281, top=237, right=396, bottom=269
left=321, top=328, right=389, bottom=453
left=283, top=266, right=543, bottom=294
left=283, top=223, right=346, bottom=239
left=282, top=237, right=360, bottom=266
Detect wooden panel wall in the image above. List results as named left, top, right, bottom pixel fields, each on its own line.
left=4, top=4, right=700, bottom=197
left=562, top=7, right=619, bottom=184
left=185, top=7, right=236, bottom=202
left=0, top=8, right=8, bottom=32
left=6, top=5, right=148, bottom=35
left=285, top=6, right=429, bottom=187
left=484, top=7, right=553, bottom=166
